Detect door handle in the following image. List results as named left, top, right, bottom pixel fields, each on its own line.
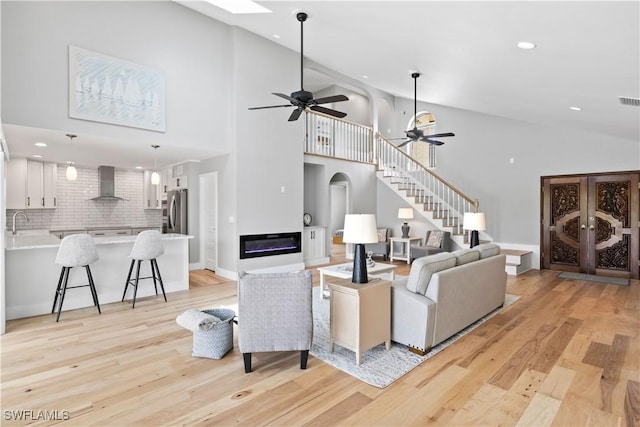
left=581, top=224, right=586, bottom=230
left=589, top=225, right=595, bottom=230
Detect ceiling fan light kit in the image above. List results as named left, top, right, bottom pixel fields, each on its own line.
left=248, top=12, right=349, bottom=122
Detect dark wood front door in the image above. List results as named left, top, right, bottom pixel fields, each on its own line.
left=541, top=171, right=639, bottom=279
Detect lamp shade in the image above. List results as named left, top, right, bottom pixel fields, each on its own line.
left=342, top=214, right=378, bottom=244
left=463, top=212, right=486, bottom=231
left=151, top=171, right=160, bottom=185
left=398, top=208, right=414, bottom=220
left=66, top=164, right=77, bottom=181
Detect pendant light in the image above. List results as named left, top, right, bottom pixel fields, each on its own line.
left=65, top=134, right=78, bottom=181
left=66, top=161, right=77, bottom=181
left=151, top=145, right=160, bottom=185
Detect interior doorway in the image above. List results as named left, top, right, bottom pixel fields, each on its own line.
left=329, top=174, right=349, bottom=259
left=541, top=171, right=639, bottom=279
left=199, top=172, right=218, bottom=272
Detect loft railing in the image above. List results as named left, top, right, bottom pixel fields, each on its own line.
left=376, top=133, right=479, bottom=222
left=304, top=110, right=374, bottom=163
left=302, top=111, right=480, bottom=226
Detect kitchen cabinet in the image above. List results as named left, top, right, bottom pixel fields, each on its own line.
left=50, top=229, right=86, bottom=239
left=143, top=171, right=161, bottom=209
left=88, top=229, right=132, bottom=237
left=6, top=159, right=57, bottom=209
left=303, top=226, right=329, bottom=266
left=132, top=227, right=162, bottom=235
left=171, top=175, right=188, bottom=190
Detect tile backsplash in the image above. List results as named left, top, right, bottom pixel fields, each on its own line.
left=6, top=166, right=162, bottom=231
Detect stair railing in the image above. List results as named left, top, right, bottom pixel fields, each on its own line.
left=376, top=133, right=479, bottom=229
left=304, top=110, right=374, bottom=164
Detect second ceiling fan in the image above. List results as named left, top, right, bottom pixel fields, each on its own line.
left=248, top=12, right=349, bottom=122
left=392, top=72, right=455, bottom=147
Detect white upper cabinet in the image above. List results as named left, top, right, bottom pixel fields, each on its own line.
left=7, top=159, right=57, bottom=209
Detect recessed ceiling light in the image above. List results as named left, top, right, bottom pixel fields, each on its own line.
left=204, top=0, right=271, bottom=14
left=32, top=154, right=43, bottom=158
left=135, top=166, right=143, bottom=169
left=35, top=142, right=47, bottom=147
left=569, top=106, right=583, bottom=111
left=362, top=75, right=369, bottom=79
left=516, top=41, right=536, bottom=50
left=272, top=34, right=281, bottom=39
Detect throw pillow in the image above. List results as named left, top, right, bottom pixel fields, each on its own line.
left=426, top=231, right=444, bottom=248
left=451, top=249, right=480, bottom=266
left=406, top=252, right=456, bottom=295
left=473, top=243, right=501, bottom=259
left=377, top=229, right=387, bottom=243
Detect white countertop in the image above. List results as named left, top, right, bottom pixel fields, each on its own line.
left=5, top=233, right=193, bottom=250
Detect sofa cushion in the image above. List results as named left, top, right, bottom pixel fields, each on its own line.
left=451, top=249, right=480, bottom=265
left=406, top=252, right=456, bottom=295
left=473, top=242, right=501, bottom=259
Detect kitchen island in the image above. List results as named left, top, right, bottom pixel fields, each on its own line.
left=5, top=233, right=192, bottom=320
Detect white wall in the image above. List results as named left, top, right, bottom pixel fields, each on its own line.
left=1, top=1, right=231, bottom=161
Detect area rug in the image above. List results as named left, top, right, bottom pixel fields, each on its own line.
left=558, top=272, right=629, bottom=286
left=309, top=288, right=520, bottom=388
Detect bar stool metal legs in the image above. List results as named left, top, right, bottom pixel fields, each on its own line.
left=51, top=265, right=101, bottom=322
left=122, top=258, right=166, bottom=308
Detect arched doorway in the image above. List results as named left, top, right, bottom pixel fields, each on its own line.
left=407, top=111, right=437, bottom=169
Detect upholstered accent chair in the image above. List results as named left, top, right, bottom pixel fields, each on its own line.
left=365, top=228, right=391, bottom=260
left=411, top=230, right=451, bottom=260
left=237, top=270, right=313, bottom=373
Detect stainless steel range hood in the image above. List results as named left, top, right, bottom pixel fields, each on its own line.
left=90, top=166, right=124, bottom=200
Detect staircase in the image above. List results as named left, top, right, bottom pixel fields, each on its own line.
left=375, top=133, right=483, bottom=250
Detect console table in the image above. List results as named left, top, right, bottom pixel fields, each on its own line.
left=328, top=278, right=391, bottom=365
left=389, top=236, right=422, bottom=264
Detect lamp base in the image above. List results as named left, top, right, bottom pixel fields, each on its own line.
left=352, top=243, right=369, bottom=284
left=470, top=230, right=480, bottom=248
left=401, top=223, right=410, bottom=238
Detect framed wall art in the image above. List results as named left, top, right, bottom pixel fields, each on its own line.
left=69, top=45, right=166, bottom=132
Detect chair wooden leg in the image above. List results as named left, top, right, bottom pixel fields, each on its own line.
left=122, top=260, right=135, bottom=301
left=52, top=267, right=66, bottom=313
left=152, top=259, right=167, bottom=302
left=300, top=350, right=309, bottom=370
left=243, top=353, right=252, bottom=373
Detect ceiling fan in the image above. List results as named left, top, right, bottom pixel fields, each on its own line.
left=391, top=72, right=455, bottom=147
left=248, top=12, right=349, bottom=122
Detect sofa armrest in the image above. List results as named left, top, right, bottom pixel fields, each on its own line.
left=390, top=281, right=436, bottom=352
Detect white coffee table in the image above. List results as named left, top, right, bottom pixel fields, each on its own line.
left=317, top=262, right=397, bottom=299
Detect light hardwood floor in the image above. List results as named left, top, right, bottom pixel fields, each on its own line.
left=1, top=247, right=639, bottom=426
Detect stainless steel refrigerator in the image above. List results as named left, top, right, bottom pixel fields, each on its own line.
left=166, top=189, right=188, bottom=234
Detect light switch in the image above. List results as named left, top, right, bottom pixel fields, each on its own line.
left=281, top=186, right=285, bottom=193
left=229, top=216, right=235, bottom=223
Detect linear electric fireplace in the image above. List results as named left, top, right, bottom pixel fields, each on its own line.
left=239, top=232, right=302, bottom=259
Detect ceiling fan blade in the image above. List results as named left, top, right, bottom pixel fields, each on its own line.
left=396, top=139, right=412, bottom=148
left=420, top=138, right=445, bottom=146
left=425, top=132, right=455, bottom=138
left=310, top=105, right=347, bottom=118
left=312, top=94, right=349, bottom=105
left=248, top=104, right=293, bottom=110
left=288, top=108, right=303, bottom=121
left=273, top=92, right=297, bottom=103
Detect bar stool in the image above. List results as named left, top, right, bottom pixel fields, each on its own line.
left=122, top=230, right=166, bottom=308
left=52, top=234, right=101, bottom=322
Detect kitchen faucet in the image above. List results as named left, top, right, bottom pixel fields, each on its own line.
left=12, top=211, right=29, bottom=235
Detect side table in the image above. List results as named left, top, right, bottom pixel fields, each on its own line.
left=328, top=278, right=391, bottom=365
left=389, top=237, right=423, bottom=264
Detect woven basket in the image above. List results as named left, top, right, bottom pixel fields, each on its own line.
left=192, top=308, right=235, bottom=359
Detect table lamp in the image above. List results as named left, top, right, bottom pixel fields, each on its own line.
left=342, top=214, right=379, bottom=283
left=463, top=212, right=486, bottom=248
left=398, top=208, right=414, bottom=238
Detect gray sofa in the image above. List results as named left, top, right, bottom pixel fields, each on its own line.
left=410, top=230, right=451, bottom=260
left=390, top=243, right=507, bottom=354
left=365, top=228, right=390, bottom=260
